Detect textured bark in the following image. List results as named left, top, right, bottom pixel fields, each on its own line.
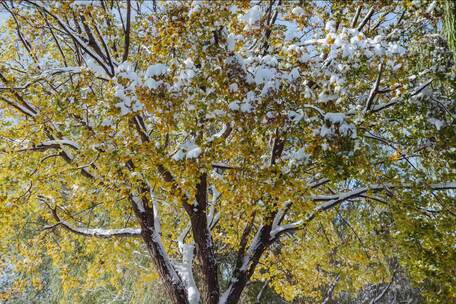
left=223, top=225, right=272, bottom=304
left=188, top=173, right=220, bottom=304
left=131, top=193, right=189, bottom=304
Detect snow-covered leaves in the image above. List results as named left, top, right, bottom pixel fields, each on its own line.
left=0, top=1, right=454, bottom=304
left=172, top=140, right=202, bottom=161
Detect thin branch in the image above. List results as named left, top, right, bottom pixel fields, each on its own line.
left=122, top=0, right=131, bottom=62
left=351, top=6, right=363, bottom=28
left=369, top=271, right=396, bottom=304
left=235, top=212, right=257, bottom=271
left=255, top=279, right=270, bottom=304
left=357, top=7, right=375, bottom=31
left=364, top=63, right=383, bottom=112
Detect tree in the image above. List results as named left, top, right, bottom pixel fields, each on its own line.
left=0, top=1, right=454, bottom=303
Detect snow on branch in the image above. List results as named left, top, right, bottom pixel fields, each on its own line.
left=35, top=139, right=80, bottom=150
left=26, top=1, right=113, bottom=77
left=239, top=225, right=264, bottom=272
left=312, top=182, right=456, bottom=208
left=40, top=197, right=141, bottom=238
left=270, top=220, right=303, bottom=240
left=431, top=181, right=456, bottom=190
left=269, top=181, right=456, bottom=240
left=0, top=96, right=37, bottom=117
left=51, top=222, right=142, bottom=238
left=371, top=79, right=433, bottom=113
left=175, top=232, right=200, bottom=304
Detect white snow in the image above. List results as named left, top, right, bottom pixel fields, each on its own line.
left=291, top=7, right=304, bottom=17
left=175, top=243, right=200, bottom=304
left=287, top=110, right=304, bottom=123
left=339, top=123, right=357, bottom=138
left=207, top=124, right=228, bottom=142
left=184, top=58, right=195, bottom=69
left=176, top=224, right=200, bottom=304
left=289, top=147, right=309, bottom=162
left=240, top=227, right=263, bottom=271
left=325, top=112, right=345, bottom=124
left=428, top=117, right=444, bottom=130
left=38, top=139, right=80, bottom=150
left=261, top=55, right=278, bottom=67
left=238, top=5, right=262, bottom=27
left=318, top=92, right=338, bottom=103
left=172, top=140, right=202, bottom=160
left=55, top=218, right=141, bottom=237
left=285, top=67, right=300, bottom=82
left=228, top=83, right=239, bottom=93
left=387, top=43, right=406, bottom=56
left=131, top=195, right=146, bottom=213
left=70, top=0, right=100, bottom=7
left=270, top=220, right=303, bottom=240
left=240, top=102, right=252, bottom=113
left=186, top=147, right=202, bottom=159
left=319, top=125, right=334, bottom=138
left=80, top=227, right=141, bottom=237
left=2, top=97, right=38, bottom=117
left=44, top=66, right=82, bottom=75
left=254, top=67, right=276, bottom=85
left=188, top=1, right=202, bottom=16
left=228, top=101, right=240, bottom=111
left=152, top=200, right=161, bottom=235
left=144, top=78, right=160, bottom=89
left=226, top=33, right=242, bottom=51
left=172, top=149, right=186, bottom=161
left=145, top=64, right=168, bottom=77
left=228, top=5, right=238, bottom=13
left=100, top=117, right=114, bottom=127
left=325, top=20, right=337, bottom=33
left=426, top=1, right=437, bottom=13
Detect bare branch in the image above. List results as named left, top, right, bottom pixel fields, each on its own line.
left=0, top=96, right=37, bottom=117
left=122, top=0, right=131, bottom=62
left=255, top=279, right=270, bottom=304
left=357, top=7, right=375, bottom=31
left=364, top=63, right=383, bottom=112
left=369, top=271, right=396, bottom=304
left=351, top=6, right=363, bottom=28
left=25, top=1, right=114, bottom=77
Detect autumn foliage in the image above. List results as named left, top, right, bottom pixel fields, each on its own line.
left=0, top=1, right=455, bottom=303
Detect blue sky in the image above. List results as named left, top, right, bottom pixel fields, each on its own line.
left=0, top=11, right=7, bottom=25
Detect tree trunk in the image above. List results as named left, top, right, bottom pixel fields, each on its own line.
left=141, top=228, right=189, bottom=304
left=223, top=225, right=272, bottom=304
left=131, top=195, right=190, bottom=304
left=189, top=173, right=220, bottom=304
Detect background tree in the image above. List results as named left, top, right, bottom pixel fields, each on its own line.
left=0, top=1, right=454, bottom=303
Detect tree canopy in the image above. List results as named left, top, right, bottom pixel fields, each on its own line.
left=0, top=1, right=455, bottom=303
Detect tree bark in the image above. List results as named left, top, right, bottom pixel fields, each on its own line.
left=131, top=194, right=189, bottom=304
left=188, top=173, right=220, bottom=304
left=222, top=225, right=272, bottom=304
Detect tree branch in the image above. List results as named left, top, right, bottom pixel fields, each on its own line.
left=357, top=7, right=375, bottom=31
left=351, top=6, right=363, bottom=28
left=122, top=0, right=131, bottom=62
left=270, top=181, right=456, bottom=240
left=364, top=63, right=383, bottom=112
left=130, top=189, right=190, bottom=304
left=187, top=173, right=220, bottom=304
left=40, top=197, right=141, bottom=238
